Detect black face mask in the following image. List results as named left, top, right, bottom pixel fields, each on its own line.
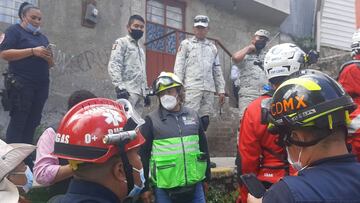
left=130, top=29, right=143, bottom=40
left=255, top=40, right=266, bottom=51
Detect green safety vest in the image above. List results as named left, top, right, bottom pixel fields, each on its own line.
left=150, top=134, right=207, bottom=188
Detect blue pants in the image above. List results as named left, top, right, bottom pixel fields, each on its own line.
left=6, top=82, right=49, bottom=168
left=155, top=183, right=205, bottom=203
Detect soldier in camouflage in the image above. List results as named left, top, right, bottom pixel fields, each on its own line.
left=108, top=15, right=147, bottom=115
left=174, top=15, right=225, bottom=131
left=232, top=29, right=270, bottom=119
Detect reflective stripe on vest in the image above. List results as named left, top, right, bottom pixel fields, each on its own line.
left=150, top=135, right=207, bottom=189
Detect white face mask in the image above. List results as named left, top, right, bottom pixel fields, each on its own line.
left=286, top=146, right=304, bottom=171
left=160, top=94, right=178, bottom=110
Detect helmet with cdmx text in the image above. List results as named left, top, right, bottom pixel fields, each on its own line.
left=268, top=69, right=356, bottom=146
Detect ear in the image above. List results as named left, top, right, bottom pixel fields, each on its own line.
left=112, top=160, right=126, bottom=182
left=291, top=130, right=305, bottom=142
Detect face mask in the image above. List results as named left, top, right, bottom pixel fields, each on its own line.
left=255, top=40, right=266, bottom=51
left=286, top=146, right=303, bottom=171
left=127, top=168, right=145, bottom=197
left=25, top=21, right=40, bottom=34
left=15, top=166, right=33, bottom=193
left=160, top=94, right=178, bottom=110
left=130, top=29, right=143, bottom=40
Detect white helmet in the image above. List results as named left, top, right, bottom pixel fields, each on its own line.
left=264, top=43, right=305, bottom=81
left=351, top=29, right=360, bottom=56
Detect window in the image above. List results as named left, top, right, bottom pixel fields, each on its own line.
left=146, top=0, right=185, bottom=54
left=0, top=0, right=38, bottom=24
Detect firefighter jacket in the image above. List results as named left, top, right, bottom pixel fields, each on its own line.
left=338, top=62, right=360, bottom=161
left=237, top=94, right=291, bottom=203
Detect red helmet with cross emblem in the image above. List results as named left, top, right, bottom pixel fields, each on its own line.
left=53, top=98, right=145, bottom=163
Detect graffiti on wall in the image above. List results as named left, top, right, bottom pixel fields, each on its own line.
left=52, top=47, right=111, bottom=76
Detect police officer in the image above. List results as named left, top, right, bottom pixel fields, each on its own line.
left=140, top=72, right=210, bottom=203
left=237, top=43, right=305, bottom=203
left=0, top=2, right=53, bottom=169
left=51, top=98, right=146, bottom=203
left=108, top=15, right=147, bottom=115
left=337, top=29, right=360, bottom=161
left=174, top=15, right=225, bottom=131
left=232, top=29, right=270, bottom=118
left=248, top=70, right=360, bottom=203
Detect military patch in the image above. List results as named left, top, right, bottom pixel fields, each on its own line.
left=182, top=116, right=196, bottom=125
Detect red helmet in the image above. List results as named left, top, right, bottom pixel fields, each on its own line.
left=53, top=98, right=145, bottom=163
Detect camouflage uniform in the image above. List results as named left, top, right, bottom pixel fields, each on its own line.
left=174, top=36, right=225, bottom=117
left=108, top=35, right=147, bottom=114
left=237, top=52, right=268, bottom=118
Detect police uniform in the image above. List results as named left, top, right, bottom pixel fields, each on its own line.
left=237, top=51, right=268, bottom=118
left=174, top=36, right=225, bottom=117
left=108, top=35, right=147, bottom=114
left=0, top=24, right=50, bottom=168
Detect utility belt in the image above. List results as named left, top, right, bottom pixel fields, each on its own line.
left=1, top=72, right=24, bottom=111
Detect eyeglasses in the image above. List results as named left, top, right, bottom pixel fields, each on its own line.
left=194, top=18, right=208, bottom=23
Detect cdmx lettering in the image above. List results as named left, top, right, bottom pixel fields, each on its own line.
left=271, top=95, right=307, bottom=116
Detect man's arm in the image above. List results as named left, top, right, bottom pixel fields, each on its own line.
left=108, top=39, right=126, bottom=89
left=232, top=44, right=256, bottom=64
left=213, top=53, right=226, bottom=94
left=139, top=116, right=155, bottom=203
left=174, top=40, right=188, bottom=82
left=238, top=107, right=262, bottom=203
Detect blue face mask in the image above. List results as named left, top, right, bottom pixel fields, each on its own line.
left=15, top=166, right=33, bottom=193
left=26, top=23, right=40, bottom=34
left=127, top=168, right=145, bottom=197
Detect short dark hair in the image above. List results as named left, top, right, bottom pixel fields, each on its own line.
left=128, top=15, right=145, bottom=26
left=18, top=2, right=39, bottom=19
left=67, top=90, right=96, bottom=110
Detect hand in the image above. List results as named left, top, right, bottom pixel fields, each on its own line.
left=115, top=87, right=130, bottom=99
left=144, top=95, right=151, bottom=106
left=32, top=46, right=52, bottom=60
left=203, top=182, right=209, bottom=195
left=247, top=194, right=263, bottom=203
left=247, top=44, right=256, bottom=54
left=141, top=191, right=153, bottom=203
left=218, top=93, right=225, bottom=105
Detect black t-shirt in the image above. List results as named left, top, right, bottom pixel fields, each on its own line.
left=0, top=24, right=49, bottom=85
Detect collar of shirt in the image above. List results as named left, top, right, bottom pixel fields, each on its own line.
left=126, top=35, right=138, bottom=44
left=159, top=105, right=188, bottom=121
left=306, top=154, right=357, bottom=168
left=66, top=178, right=120, bottom=202
left=190, top=36, right=210, bottom=45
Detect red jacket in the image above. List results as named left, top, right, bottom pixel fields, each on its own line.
left=237, top=95, right=290, bottom=203
left=338, top=63, right=360, bottom=161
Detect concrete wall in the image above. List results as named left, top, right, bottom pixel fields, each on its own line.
left=0, top=0, right=292, bottom=157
